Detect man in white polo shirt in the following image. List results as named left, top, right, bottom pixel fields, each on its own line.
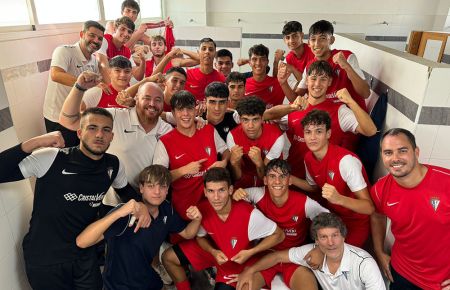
left=43, top=20, right=109, bottom=147
left=231, top=212, right=385, bottom=290
left=59, top=71, right=172, bottom=190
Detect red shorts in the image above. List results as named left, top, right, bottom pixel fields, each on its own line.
left=260, top=262, right=298, bottom=288
left=179, top=239, right=258, bottom=286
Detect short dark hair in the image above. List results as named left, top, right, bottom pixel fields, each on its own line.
left=109, top=55, right=132, bottom=69
left=139, top=164, right=171, bottom=187
left=165, top=66, right=187, bottom=79
left=121, top=0, right=140, bottom=14
left=309, top=20, right=334, bottom=36
left=307, top=60, right=333, bottom=78
left=226, top=72, right=246, bottom=85
left=205, top=82, right=229, bottom=99
left=82, top=20, right=105, bottom=33
left=203, top=167, right=232, bottom=187
left=152, top=35, right=166, bottom=46
left=80, top=107, right=113, bottom=128
left=236, top=96, right=266, bottom=117
left=381, top=128, right=417, bottom=150
left=282, top=21, right=303, bottom=35
left=301, top=110, right=331, bottom=131
left=115, top=16, right=135, bottom=31
left=310, top=212, right=347, bottom=240
left=216, top=49, right=233, bottom=61
left=248, top=44, right=269, bottom=58
left=200, top=37, right=216, bottom=49
left=265, top=159, right=291, bottom=176
left=170, top=90, right=196, bottom=111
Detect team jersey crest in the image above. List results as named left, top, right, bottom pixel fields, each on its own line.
left=107, top=167, right=114, bottom=179
left=231, top=237, right=238, bottom=249
left=223, top=127, right=229, bottom=133
left=292, top=215, right=299, bottom=222
left=430, top=197, right=440, bottom=212
left=205, top=146, right=211, bottom=156
left=328, top=170, right=335, bottom=180
left=163, top=216, right=168, bottom=224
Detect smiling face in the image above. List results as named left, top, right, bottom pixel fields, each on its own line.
left=113, top=24, right=133, bottom=45
left=306, top=72, right=332, bottom=100
left=264, top=167, right=291, bottom=200
left=135, top=83, right=164, bottom=122
left=110, top=67, right=132, bottom=89
left=173, top=106, right=196, bottom=131
left=283, top=31, right=304, bottom=51
left=249, top=54, right=269, bottom=77
left=309, top=33, right=334, bottom=59
left=80, top=27, right=104, bottom=56
left=215, top=56, right=233, bottom=77
left=381, top=133, right=420, bottom=179
left=164, top=71, right=186, bottom=97
left=316, top=227, right=345, bottom=262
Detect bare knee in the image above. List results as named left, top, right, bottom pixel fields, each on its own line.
left=290, top=266, right=318, bottom=290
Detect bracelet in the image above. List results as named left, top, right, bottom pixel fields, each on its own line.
left=74, top=83, right=87, bottom=92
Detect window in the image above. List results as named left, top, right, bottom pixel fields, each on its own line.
left=0, top=0, right=30, bottom=26
left=34, top=0, right=99, bottom=24
left=103, top=0, right=125, bottom=21
left=140, top=0, right=162, bottom=19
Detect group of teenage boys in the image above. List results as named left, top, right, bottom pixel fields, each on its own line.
left=0, top=0, right=448, bottom=289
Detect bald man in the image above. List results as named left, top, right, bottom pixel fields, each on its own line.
left=60, top=71, right=173, bottom=191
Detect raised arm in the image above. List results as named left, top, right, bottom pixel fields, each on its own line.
left=59, top=71, right=101, bottom=130
left=333, top=52, right=370, bottom=99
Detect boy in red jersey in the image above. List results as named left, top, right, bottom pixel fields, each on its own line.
left=278, top=21, right=315, bottom=84
left=296, top=20, right=370, bottom=111
left=153, top=90, right=230, bottom=220
left=300, top=110, right=375, bottom=247
left=185, top=38, right=226, bottom=102
left=264, top=60, right=376, bottom=179
left=245, top=44, right=297, bottom=108
left=371, top=128, right=450, bottom=290
left=162, top=167, right=285, bottom=290
left=233, top=159, right=327, bottom=290
left=227, top=96, right=284, bottom=188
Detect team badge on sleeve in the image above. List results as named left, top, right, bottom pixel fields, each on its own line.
left=430, top=197, right=440, bottom=212
left=231, top=237, right=238, bottom=249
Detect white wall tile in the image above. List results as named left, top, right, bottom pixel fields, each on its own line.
left=0, top=214, right=15, bottom=262
left=415, top=124, right=439, bottom=161
left=6, top=194, right=33, bottom=248
left=430, top=125, right=450, bottom=159
left=428, top=158, right=450, bottom=168
left=422, top=68, right=450, bottom=107
left=0, top=180, right=33, bottom=216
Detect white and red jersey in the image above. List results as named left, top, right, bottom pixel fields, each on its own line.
left=304, top=144, right=370, bottom=247
left=300, top=49, right=367, bottom=111
left=197, top=200, right=277, bottom=281
left=153, top=125, right=227, bottom=219
left=227, top=123, right=284, bottom=188
left=245, top=76, right=285, bottom=108
left=283, top=98, right=358, bottom=178
left=245, top=187, right=328, bottom=250
left=371, top=165, right=450, bottom=290
left=145, top=57, right=173, bottom=77
left=100, top=34, right=131, bottom=59
left=285, top=45, right=315, bottom=75
left=185, top=68, right=226, bottom=102
left=97, top=84, right=125, bottom=109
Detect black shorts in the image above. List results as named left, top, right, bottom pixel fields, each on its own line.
left=25, top=254, right=102, bottom=290
left=389, top=264, right=421, bottom=290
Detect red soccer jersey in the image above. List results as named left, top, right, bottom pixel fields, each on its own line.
left=245, top=75, right=285, bottom=108
left=285, top=44, right=315, bottom=75
left=256, top=189, right=308, bottom=250
left=103, top=34, right=131, bottom=59
left=96, top=84, right=126, bottom=109
left=199, top=200, right=254, bottom=278
left=159, top=125, right=218, bottom=219
left=229, top=123, right=282, bottom=188
left=371, top=165, right=450, bottom=290
left=286, top=98, right=349, bottom=178
left=305, top=49, right=366, bottom=111
left=144, top=57, right=173, bottom=77
left=185, top=68, right=225, bottom=102
left=304, top=144, right=370, bottom=247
